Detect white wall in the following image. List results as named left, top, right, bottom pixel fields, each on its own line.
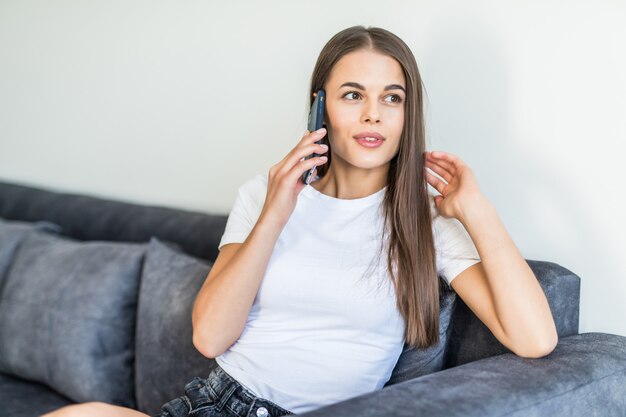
left=1, top=1, right=624, bottom=337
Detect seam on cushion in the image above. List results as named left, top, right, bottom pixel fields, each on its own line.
left=388, top=351, right=445, bottom=384
left=45, top=299, right=52, bottom=384
left=0, top=230, right=33, bottom=378
left=395, top=341, right=447, bottom=378
left=498, top=366, right=626, bottom=416
left=131, top=248, right=147, bottom=408
left=0, top=233, right=28, bottom=300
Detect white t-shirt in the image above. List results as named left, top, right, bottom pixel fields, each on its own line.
left=215, top=173, right=480, bottom=414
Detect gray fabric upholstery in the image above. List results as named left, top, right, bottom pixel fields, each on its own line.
left=295, top=332, right=626, bottom=417
left=135, top=237, right=216, bottom=415
left=0, top=228, right=145, bottom=407
left=0, top=180, right=227, bottom=262
left=445, top=259, right=581, bottom=368
left=1, top=178, right=625, bottom=416
left=384, top=278, right=457, bottom=386
left=0, top=373, right=73, bottom=417
left=0, top=218, right=61, bottom=283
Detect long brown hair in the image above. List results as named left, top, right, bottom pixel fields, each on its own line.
left=309, top=25, right=439, bottom=349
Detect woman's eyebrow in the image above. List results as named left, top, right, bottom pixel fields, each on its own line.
left=339, top=81, right=406, bottom=93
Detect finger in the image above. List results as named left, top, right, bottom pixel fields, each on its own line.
left=426, top=152, right=457, bottom=176
left=425, top=170, right=447, bottom=195
left=301, top=127, right=327, bottom=145
left=293, top=155, right=328, bottom=183
left=279, top=143, right=327, bottom=179
left=430, top=151, right=463, bottom=168
left=425, top=160, right=453, bottom=183
left=430, top=150, right=459, bottom=161
left=425, top=170, right=446, bottom=195
left=293, top=142, right=328, bottom=164
left=425, top=152, right=455, bottom=178
left=424, top=166, right=449, bottom=186
left=278, top=133, right=327, bottom=178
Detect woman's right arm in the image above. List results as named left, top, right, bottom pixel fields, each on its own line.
left=191, top=214, right=283, bottom=359
left=191, top=126, right=329, bottom=358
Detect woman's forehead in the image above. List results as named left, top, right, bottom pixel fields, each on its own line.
left=327, top=50, right=405, bottom=90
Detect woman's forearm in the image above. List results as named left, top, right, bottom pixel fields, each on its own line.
left=192, top=216, right=283, bottom=358
left=458, top=195, right=558, bottom=356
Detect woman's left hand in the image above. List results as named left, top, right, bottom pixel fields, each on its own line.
left=423, top=151, right=484, bottom=220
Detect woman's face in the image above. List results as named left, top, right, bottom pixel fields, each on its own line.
left=322, top=49, right=406, bottom=170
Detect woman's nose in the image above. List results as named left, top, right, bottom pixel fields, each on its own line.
left=361, top=104, right=381, bottom=124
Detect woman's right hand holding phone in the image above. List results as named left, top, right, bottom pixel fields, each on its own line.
left=258, top=127, right=329, bottom=229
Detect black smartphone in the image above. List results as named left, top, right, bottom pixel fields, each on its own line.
left=301, top=89, right=326, bottom=185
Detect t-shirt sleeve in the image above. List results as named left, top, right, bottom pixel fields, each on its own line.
left=218, top=174, right=266, bottom=250
left=431, top=195, right=481, bottom=289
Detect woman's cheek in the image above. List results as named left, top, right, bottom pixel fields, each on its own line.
left=326, top=107, right=353, bottom=136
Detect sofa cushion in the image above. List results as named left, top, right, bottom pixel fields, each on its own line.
left=384, top=279, right=457, bottom=386
left=0, top=217, right=61, bottom=284
left=0, top=373, right=74, bottom=417
left=0, top=229, right=146, bottom=407
left=135, top=237, right=216, bottom=416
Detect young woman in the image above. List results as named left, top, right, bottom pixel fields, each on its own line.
left=41, top=25, right=558, bottom=417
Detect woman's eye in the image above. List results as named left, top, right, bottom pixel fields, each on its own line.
left=343, top=91, right=361, bottom=100
left=386, top=94, right=403, bottom=104
left=343, top=91, right=403, bottom=104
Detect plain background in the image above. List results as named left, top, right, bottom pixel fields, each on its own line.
left=1, top=1, right=624, bottom=337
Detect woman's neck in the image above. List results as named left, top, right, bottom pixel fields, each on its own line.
left=311, top=166, right=388, bottom=200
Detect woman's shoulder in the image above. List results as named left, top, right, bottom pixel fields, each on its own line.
left=240, top=171, right=267, bottom=188
left=427, top=188, right=472, bottom=246
left=428, top=189, right=463, bottom=234
left=237, top=172, right=268, bottom=206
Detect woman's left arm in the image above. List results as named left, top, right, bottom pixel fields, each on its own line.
left=424, top=150, right=558, bottom=358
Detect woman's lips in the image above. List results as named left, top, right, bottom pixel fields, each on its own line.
left=354, top=138, right=384, bottom=148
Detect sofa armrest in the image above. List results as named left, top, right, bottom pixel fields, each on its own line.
left=444, top=260, right=581, bottom=368
left=296, top=333, right=626, bottom=417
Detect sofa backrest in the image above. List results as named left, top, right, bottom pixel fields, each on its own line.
left=0, top=180, right=227, bottom=262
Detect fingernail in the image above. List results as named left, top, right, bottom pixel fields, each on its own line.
left=317, top=127, right=326, bottom=133
left=320, top=144, right=328, bottom=149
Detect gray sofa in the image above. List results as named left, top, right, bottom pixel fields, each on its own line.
left=0, top=179, right=624, bottom=417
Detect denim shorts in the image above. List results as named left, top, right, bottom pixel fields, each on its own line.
left=153, top=362, right=295, bottom=417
